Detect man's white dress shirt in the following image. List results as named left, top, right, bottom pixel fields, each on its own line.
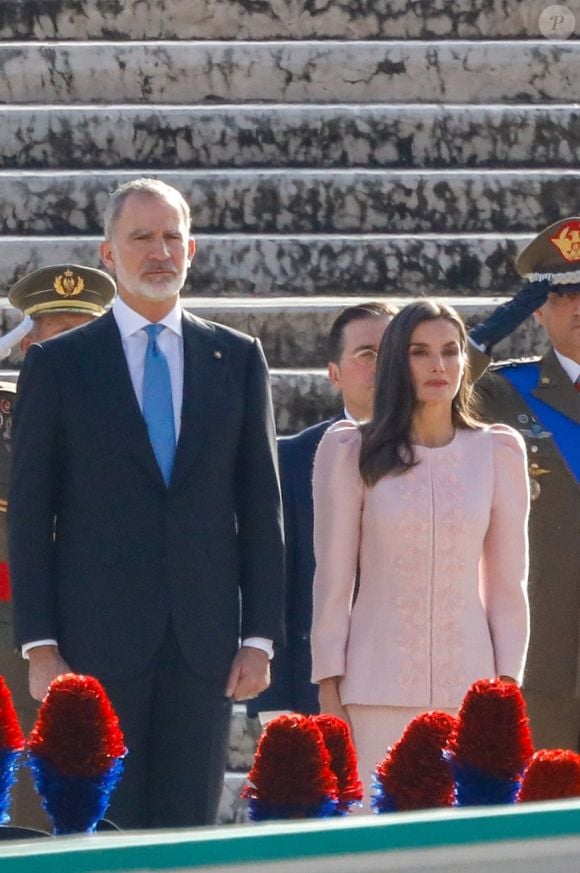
left=554, top=349, right=580, bottom=385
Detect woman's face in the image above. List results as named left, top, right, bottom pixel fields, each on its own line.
left=408, top=318, right=465, bottom=406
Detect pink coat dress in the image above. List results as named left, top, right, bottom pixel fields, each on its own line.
left=311, top=421, right=530, bottom=710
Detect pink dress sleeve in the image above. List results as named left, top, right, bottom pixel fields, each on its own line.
left=480, top=424, right=530, bottom=684
left=311, top=421, right=364, bottom=683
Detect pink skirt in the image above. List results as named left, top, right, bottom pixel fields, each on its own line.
left=346, top=704, right=458, bottom=811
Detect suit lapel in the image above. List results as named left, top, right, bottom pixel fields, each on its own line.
left=78, top=311, right=165, bottom=486
left=531, top=348, right=580, bottom=425
left=170, top=311, right=226, bottom=486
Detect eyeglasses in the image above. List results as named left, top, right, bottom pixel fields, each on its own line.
left=351, top=348, right=378, bottom=365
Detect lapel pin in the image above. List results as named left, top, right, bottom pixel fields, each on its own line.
left=213, top=350, right=223, bottom=360
left=541, top=376, right=550, bottom=384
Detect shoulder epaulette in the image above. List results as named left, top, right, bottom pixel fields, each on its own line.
left=488, top=356, right=541, bottom=373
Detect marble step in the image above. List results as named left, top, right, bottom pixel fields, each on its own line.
left=219, top=771, right=249, bottom=825
left=0, top=363, right=334, bottom=437
left=0, top=41, right=578, bottom=105
left=1, top=295, right=548, bottom=369
left=0, top=0, right=562, bottom=40
left=227, top=704, right=259, bottom=773
left=0, top=355, right=549, bottom=435
left=4, top=104, right=580, bottom=171
left=0, top=364, right=334, bottom=435
left=0, top=169, right=579, bottom=235
left=0, top=234, right=537, bottom=299
left=221, top=707, right=258, bottom=824
left=0, top=293, right=549, bottom=433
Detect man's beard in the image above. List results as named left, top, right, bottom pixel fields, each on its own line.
left=115, top=261, right=187, bottom=301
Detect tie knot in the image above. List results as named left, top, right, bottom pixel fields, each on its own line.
left=145, top=323, right=164, bottom=344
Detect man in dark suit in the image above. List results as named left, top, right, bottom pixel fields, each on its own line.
left=249, top=302, right=395, bottom=718
left=8, top=179, right=284, bottom=829
left=471, top=217, right=580, bottom=751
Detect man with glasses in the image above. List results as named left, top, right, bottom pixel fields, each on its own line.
left=249, top=302, right=396, bottom=720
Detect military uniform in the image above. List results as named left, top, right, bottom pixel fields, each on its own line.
left=472, top=218, right=580, bottom=750
left=0, top=381, right=44, bottom=826
left=0, top=265, right=115, bottom=827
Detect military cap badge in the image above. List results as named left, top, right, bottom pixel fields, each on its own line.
left=53, top=269, right=86, bottom=298
left=549, top=221, right=580, bottom=263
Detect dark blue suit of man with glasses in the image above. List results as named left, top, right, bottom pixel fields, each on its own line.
left=248, top=302, right=395, bottom=719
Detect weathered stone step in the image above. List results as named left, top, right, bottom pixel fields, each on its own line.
left=0, top=295, right=549, bottom=430
left=3, top=295, right=547, bottom=368
left=4, top=104, right=579, bottom=170
left=0, top=234, right=535, bottom=299
left=0, top=350, right=550, bottom=435
left=227, top=704, right=258, bottom=773
left=190, top=297, right=549, bottom=368
left=0, top=0, right=566, bottom=41
left=0, top=169, right=578, bottom=235
left=0, top=364, right=338, bottom=435
left=0, top=41, right=577, bottom=105
left=218, top=772, right=248, bottom=825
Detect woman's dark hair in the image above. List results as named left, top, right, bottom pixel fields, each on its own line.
left=359, top=300, right=480, bottom=485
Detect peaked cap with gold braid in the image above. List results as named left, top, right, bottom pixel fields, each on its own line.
left=516, top=217, right=580, bottom=290
left=8, top=264, right=116, bottom=318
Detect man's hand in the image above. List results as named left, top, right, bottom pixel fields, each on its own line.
left=27, top=645, right=71, bottom=702
left=225, top=646, right=270, bottom=701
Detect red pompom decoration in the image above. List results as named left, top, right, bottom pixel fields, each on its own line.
left=312, top=715, right=363, bottom=810
left=446, top=679, right=533, bottom=779
left=374, top=711, right=456, bottom=812
left=0, top=676, right=25, bottom=752
left=243, top=714, right=338, bottom=815
left=0, top=564, right=11, bottom=603
left=28, top=674, right=126, bottom=778
left=518, top=749, right=580, bottom=802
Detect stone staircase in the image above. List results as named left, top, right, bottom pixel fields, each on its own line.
left=0, top=0, right=578, bottom=822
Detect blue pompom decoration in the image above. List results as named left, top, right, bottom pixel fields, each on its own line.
left=0, top=749, right=22, bottom=824
left=445, top=752, right=521, bottom=807
left=371, top=773, right=398, bottom=814
left=28, top=754, right=124, bottom=834
left=247, top=794, right=338, bottom=822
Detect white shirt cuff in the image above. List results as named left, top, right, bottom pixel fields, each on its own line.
left=242, top=637, right=274, bottom=660
left=22, top=639, right=58, bottom=659
left=22, top=637, right=275, bottom=661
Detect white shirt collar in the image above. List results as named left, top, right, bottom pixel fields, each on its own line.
left=112, top=295, right=183, bottom=339
left=343, top=407, right=360, bottom=424
left=554, top=349, right=580, bottom=383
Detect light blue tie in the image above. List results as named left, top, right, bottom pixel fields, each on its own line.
left=142, top=324, right=176, bottom=485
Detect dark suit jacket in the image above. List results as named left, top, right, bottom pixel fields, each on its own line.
left=8, top=310, right=284, bottom=685
left=248, top=415, right=342, bottom=716
left=474, top=348, right=580, bottom=697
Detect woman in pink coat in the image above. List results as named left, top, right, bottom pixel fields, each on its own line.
left=311, top=300, right=530, bottom=797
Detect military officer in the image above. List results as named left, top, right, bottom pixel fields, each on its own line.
left=472, top=218, right=580, bottom=751
left=0, top=264, right=115, bottom=827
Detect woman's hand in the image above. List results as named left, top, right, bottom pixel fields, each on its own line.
left=318, top=677, right=351, bottom=728
left=498, top=674, right=518, bottom=686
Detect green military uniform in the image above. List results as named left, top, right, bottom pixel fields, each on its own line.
left=0, top=264, right=115, bottom=827
left=473, top=218, right=580, bottom=751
